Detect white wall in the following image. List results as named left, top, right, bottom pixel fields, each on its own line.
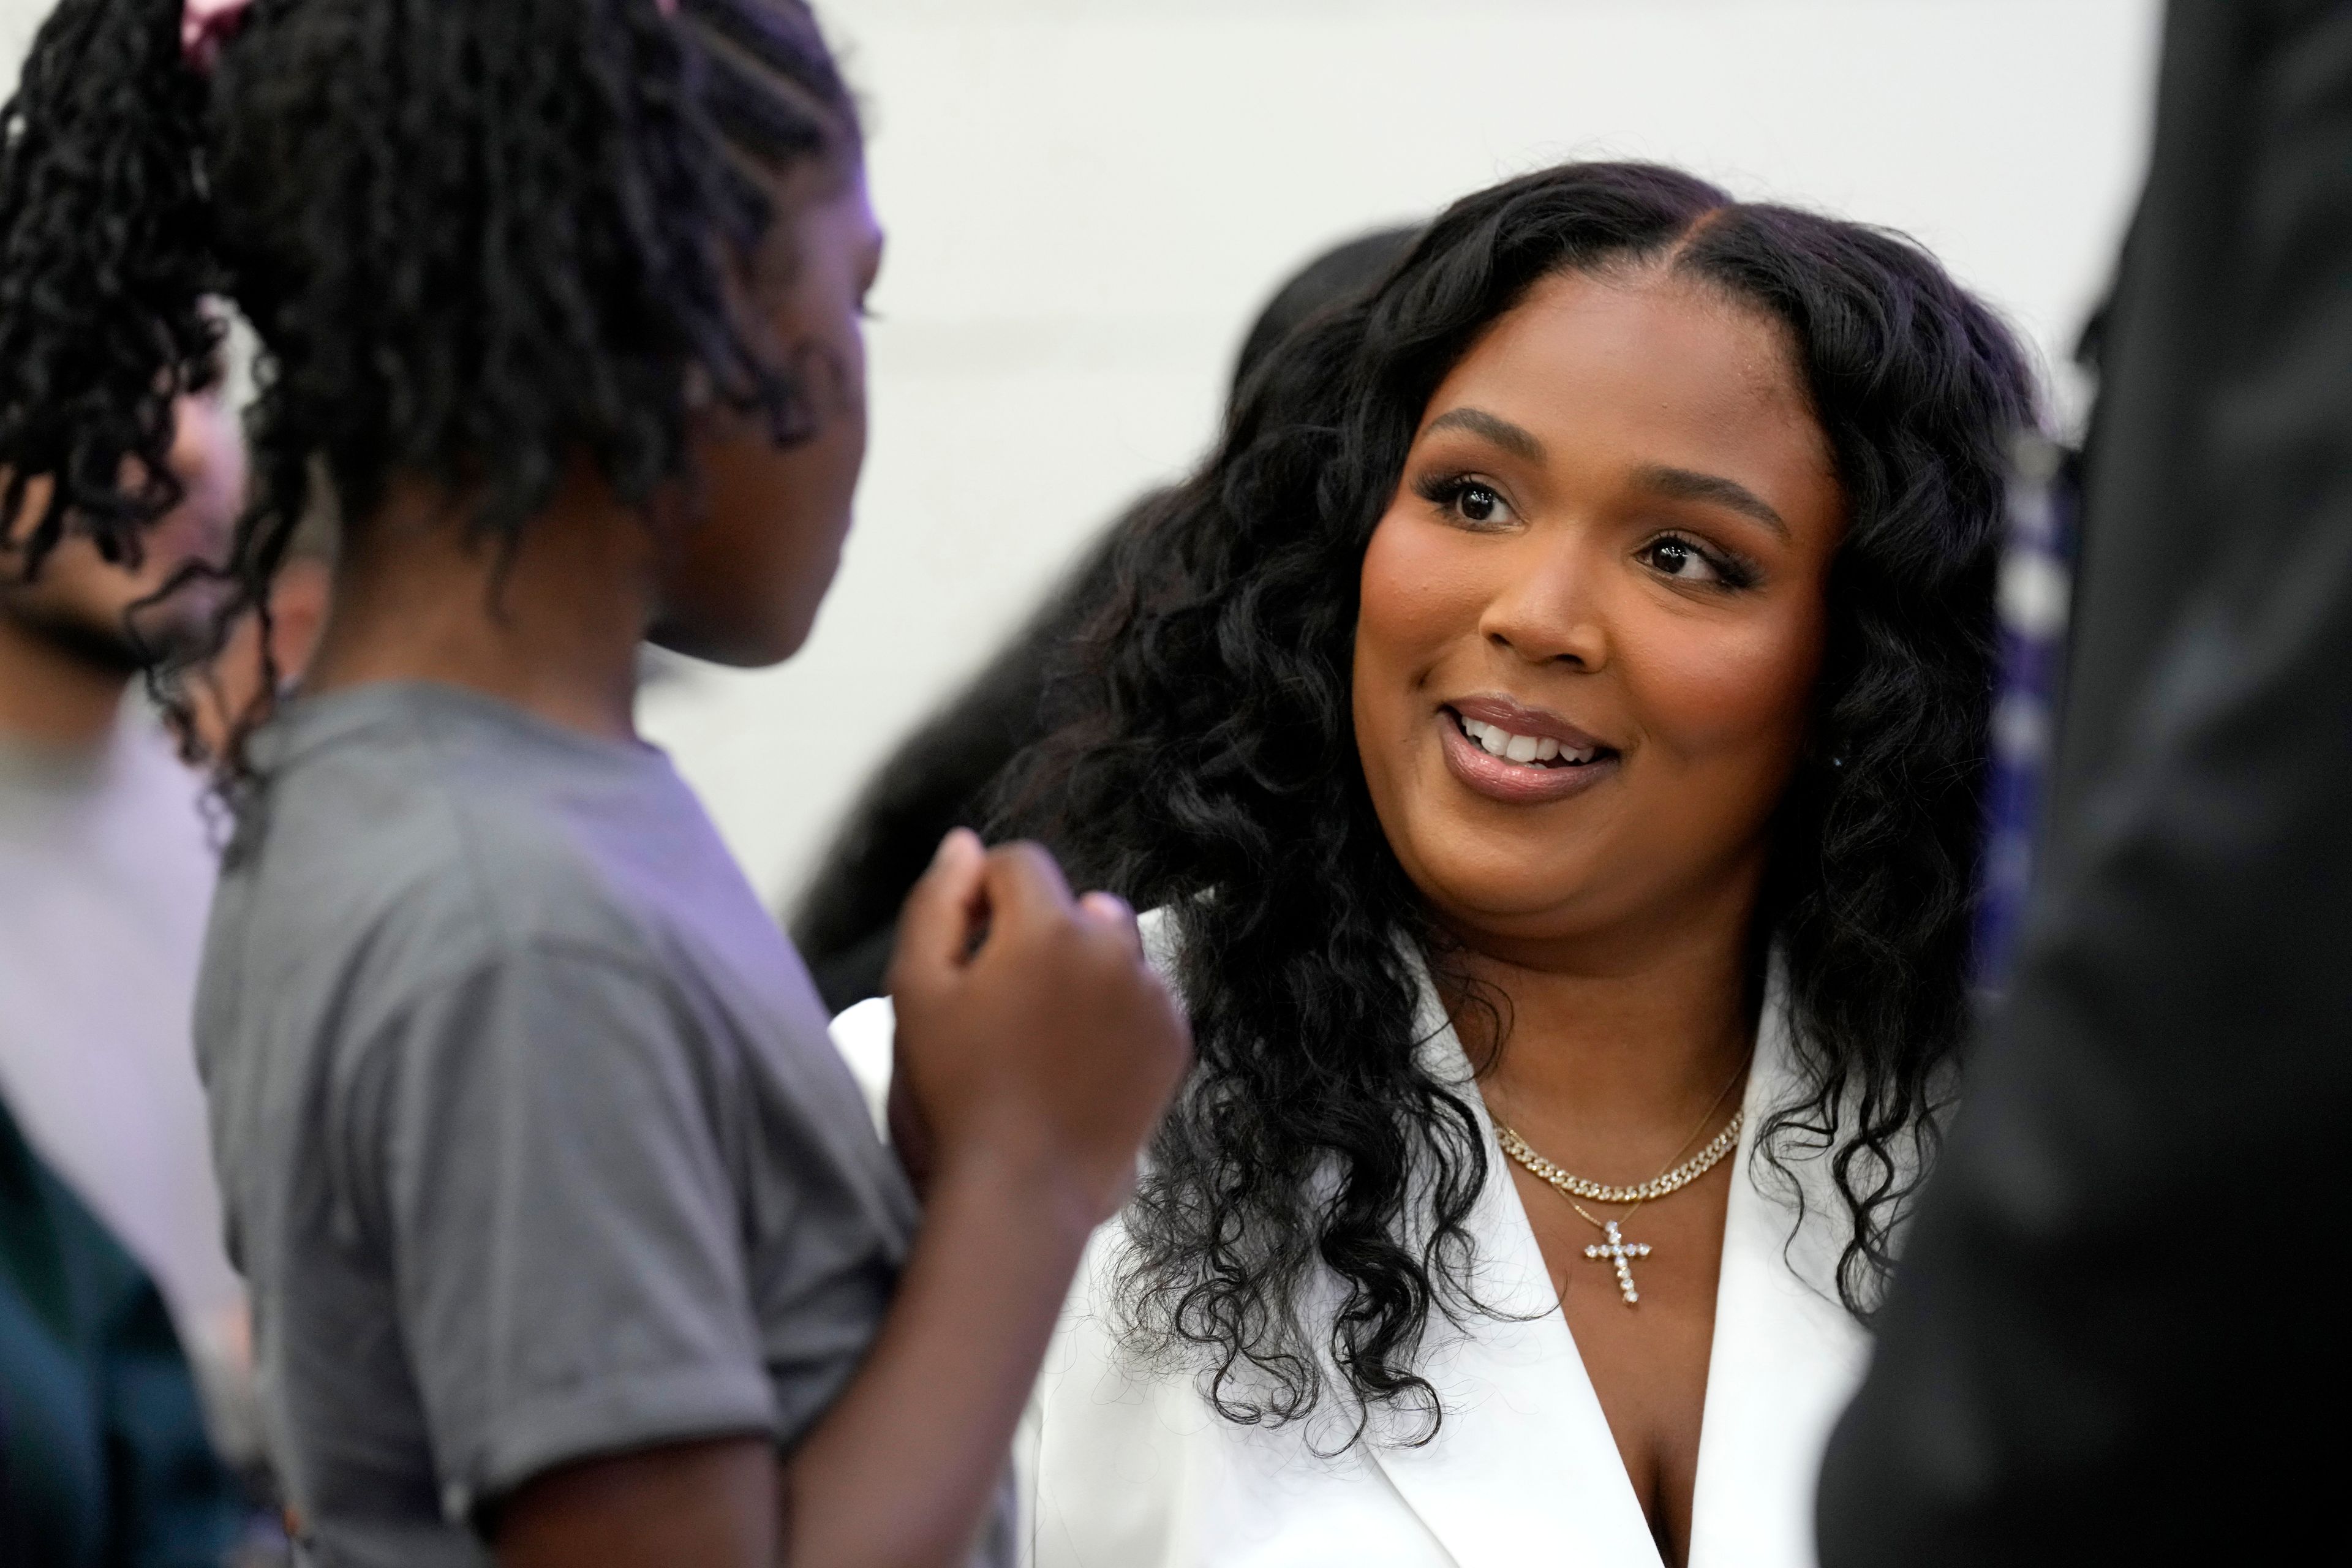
left=2, top=0, right=2164, bottom=910
left=0, top=1, right=38, bottom=64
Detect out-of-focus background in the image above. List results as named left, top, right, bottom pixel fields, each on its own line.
left=2, top=0, right=2165, bottom=911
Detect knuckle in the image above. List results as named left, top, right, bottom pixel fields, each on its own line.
left=990, top=840, right=1048, bottom=879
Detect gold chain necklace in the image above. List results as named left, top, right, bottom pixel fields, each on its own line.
left=1494, top=1063, right=1747, bottom=1308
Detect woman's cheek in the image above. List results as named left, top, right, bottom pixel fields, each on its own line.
left=1355, top=514, right=1476, bottom=810
left=1358, top=511, right=1489, bottom=660
left=1620, top=606, right=1821, bottom=766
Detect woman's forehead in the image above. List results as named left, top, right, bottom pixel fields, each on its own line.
left=1420, top=270, right=1836, bottom=502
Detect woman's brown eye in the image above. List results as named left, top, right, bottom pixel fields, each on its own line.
left=1643, top=537, right=1719, bottom=580
left=1457, top=485, right=1504, bottom=523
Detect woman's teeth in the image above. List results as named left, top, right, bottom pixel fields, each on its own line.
left=1457, top=714, right=1598, bottom=767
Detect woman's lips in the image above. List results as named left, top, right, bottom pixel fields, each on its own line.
left=1448, top=693, right=1608, bottom=753
left=1437, top=705, right=1620, bottom=805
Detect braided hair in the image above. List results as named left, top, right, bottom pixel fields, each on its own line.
left=0, top=0, right=857, bottom=760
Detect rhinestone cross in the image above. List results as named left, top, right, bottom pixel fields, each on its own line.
left=1584, top=1220, right=1651, bottom=1306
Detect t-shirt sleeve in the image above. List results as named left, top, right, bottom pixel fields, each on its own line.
left=339, top=943, right=778, bottom=1524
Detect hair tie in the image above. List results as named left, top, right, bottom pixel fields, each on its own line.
left=181, top=0, right=254, bottom=72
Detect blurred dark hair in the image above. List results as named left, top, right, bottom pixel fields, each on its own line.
left=1231, top=227, right=1419, bottom=402
left=0, top=0, right=856, bottom=764
left=792, top=225, right=1419, bottom=1010
left=1000, top=161, right=2040, bottom=1442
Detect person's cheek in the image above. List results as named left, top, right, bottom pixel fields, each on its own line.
left=1357, top=514, right=1441, bottom=805
left=1358, top=520, right=1447, bottom=755
left=1620, top=604, right=1821, bottom=788
left=1359, top=513, right=1491, bottom=674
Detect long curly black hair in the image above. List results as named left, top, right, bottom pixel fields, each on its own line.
left=0, top=0, right=855, bottom=759
left=1001, top=162, right=2040, bottom=1444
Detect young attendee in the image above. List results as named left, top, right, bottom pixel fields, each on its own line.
left=0, top=2, right=1189, bottom=1566
left=794, top=225, right=1419, bottom=1014
left=844, top=160, right=2037, bottom=1567
left=0, top=390, right=260, bottom=1468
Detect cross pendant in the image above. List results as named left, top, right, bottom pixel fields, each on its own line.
left=1583, top=1219, right=1651, bottom=1306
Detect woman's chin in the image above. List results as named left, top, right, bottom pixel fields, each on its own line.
left=1402, top=842, right=1621, bottom=937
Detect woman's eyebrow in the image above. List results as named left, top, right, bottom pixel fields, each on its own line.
left=1631, top=463, right=1789, bottom=538
left=1423, top=406, right=1546, bottom=463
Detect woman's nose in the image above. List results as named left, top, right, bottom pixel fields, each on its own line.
left=1479, top=535, right=1611, bottom=671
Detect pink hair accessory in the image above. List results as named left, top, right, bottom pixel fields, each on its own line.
left=181, top=0, right=255, bottom=72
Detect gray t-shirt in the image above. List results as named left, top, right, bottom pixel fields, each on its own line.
left=197, top=682, right=947, bottom=1567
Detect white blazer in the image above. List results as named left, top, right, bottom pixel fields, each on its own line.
left=829, top=938, right=1868, bottom=1568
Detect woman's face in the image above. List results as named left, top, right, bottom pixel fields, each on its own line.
left=1352, top=267, right=1844, bottom=959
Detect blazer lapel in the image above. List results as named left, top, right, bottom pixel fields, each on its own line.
left=1365, top=1000, right=1666, bottom=1568
left=1686, top=998, right=1873, bottom=1568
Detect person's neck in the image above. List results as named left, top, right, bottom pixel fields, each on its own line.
left=1444, top=868, right=1764, bottom=1175
left=301, top=466, right=657, bottom=742
left=0, top=611, right=130, bottom=752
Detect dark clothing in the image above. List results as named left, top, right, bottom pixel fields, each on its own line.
left=197, top=684, right=939, bottom=1567
left=0, top=1098, right=240, bottom=1568
left=1817, top=1, right=2352, bottom=1559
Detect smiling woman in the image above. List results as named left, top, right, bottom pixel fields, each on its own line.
left=990, top=161, right=2039, bottom=1567
left=1356, top=268, right=1844, bottom=949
